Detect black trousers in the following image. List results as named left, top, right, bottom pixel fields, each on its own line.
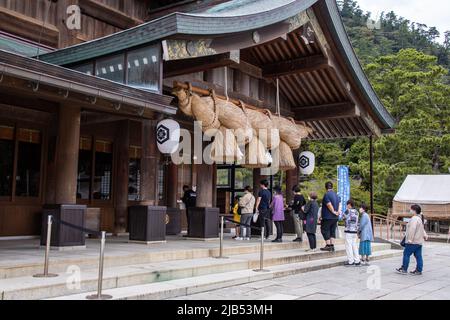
left=259, top=209, right=272, bottom=238
left=185, top=207, right=191, bottom=234
left=274, top=221, right=284, bottom=240
left=307, top=233, right=317, bottom=249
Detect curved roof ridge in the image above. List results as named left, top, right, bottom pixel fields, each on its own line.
left=38, top=0, right=318, bottom=65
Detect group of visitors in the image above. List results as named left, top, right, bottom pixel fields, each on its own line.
left=184, top=179, right=428, bottom=275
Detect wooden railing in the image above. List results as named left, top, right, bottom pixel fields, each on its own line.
left=372, top=214, right=407, bottom=243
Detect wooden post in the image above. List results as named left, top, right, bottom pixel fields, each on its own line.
left=54, top=104, right=80, bottom=204
left=369, top=135, right=375, bottom=235
left=286, top=168, right=298, bottom=205
left=196, top=163, right=214, bottom=207
left=128, top=119, right=167, bottom=243
left=114, top=120, right=130, bottom=234
left=369, top=135, right=374, bottom=215
left=140, top=120, right=159, bottom=204
left=167, top=161, right=178, bottom=208
left=253, top=168, right=261, bottom=199
left=43, top=104, right=86, bottom=248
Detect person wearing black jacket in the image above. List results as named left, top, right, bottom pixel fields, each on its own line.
left=304, top=192, right=319, bottom=251
left=290, top=186, right=306, bottom=242
left=182, top=185, right=196, bottom=236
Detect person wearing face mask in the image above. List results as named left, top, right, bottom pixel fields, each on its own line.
left=358, top=203, right=373, bottom=265
left=396, top=204, right=428, bottom=275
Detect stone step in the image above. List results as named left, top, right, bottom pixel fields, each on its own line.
left=0, top=238, right=344, bottom=279
left=48, top=249, right=402, bottom=300
left=0, top=243, right=392, bottom=300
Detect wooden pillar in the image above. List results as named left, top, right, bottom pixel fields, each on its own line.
left=195, top=163, right=214, bottom=207
left=286, top=168, right=298, bottom=204
left=369, top=135, right=374, bottom=215
left=140, top=120, right=159, bottom=204
left=167, top=161, right=178, bottom=208
left=114, top=120, right=130, bottom=234
left=253, top=168, right=261, bottom=198
left=54, top=104, right=80, bottom=204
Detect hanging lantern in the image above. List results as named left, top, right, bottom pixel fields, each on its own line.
left=299, top=151, right=315, bottom=175
left=156, top=119, right=180, bottom=154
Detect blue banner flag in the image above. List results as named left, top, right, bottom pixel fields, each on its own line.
left=337, top=165, right=350, bottom=216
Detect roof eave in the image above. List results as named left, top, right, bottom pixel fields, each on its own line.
left=318, top=0, right=395, bottom=130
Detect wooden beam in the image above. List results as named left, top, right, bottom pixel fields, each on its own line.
left=0, top=6, right=59, bottom=47
left=262, top=55, right=328, bottom=78
left=0, top=103, right=54, bottom=124
left=229, top=60, right=263, bottom=79
left=294, top=102, right=359, bottom=121
left=164, top=52, right=239, bottom=78
left=79, top=0, right=143, bottom=30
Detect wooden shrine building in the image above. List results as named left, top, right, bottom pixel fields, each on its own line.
left=0, top=0, right=395, bottom=244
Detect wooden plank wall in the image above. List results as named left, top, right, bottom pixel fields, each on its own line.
left=0, top=0, right=149, bottom=48
left=392, top=201, right=450, bottom=221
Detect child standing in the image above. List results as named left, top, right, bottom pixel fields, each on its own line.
left=232, top=195, right=242, bottom=240
left=342, top=199, right=361, bottom=266
left=358, top=203, right=373, bottom=265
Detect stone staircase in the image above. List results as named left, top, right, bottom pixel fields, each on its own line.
left=0, top=239, right=401, bottom=300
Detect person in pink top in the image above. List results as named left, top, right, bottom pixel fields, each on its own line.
left=271, top=185, right=285, bottom=243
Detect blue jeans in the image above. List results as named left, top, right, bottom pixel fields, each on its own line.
left=402, top=244, right=423, bottom=272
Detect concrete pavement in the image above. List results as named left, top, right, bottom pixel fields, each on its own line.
left=169, top=242, right=450, bottom=300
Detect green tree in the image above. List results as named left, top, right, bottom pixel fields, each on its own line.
left=351, top=49, right=450, bottom=213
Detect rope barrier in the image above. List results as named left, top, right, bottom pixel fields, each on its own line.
left=224, top=217, right=262, bottom=231
left=51, top=216, right=102, bottom=236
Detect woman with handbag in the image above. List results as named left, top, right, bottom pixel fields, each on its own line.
left=396, top=204, right=428, bottom=275
left=271, top=186, right=285, bottom=243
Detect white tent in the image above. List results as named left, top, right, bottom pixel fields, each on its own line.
left=394, top=175, right=450, bottom=205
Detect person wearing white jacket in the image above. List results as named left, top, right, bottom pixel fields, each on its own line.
left=342, top=199, right=361, bottom=266
left=396, top=204, right=428, bottom=275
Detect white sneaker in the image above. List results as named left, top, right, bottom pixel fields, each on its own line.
left=235, top=237, right=243, bottom=241
left=244, top=237, right=250, bottom=241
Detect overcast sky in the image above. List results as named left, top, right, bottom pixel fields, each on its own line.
left=356, top=0, right=449, bottom=43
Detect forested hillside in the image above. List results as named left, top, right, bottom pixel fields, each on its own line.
left=301, top=0, right=450, bottom=214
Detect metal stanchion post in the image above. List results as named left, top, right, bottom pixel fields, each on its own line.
left=87, top=231, right=112, bottom=300
left=34, top=215, right=58, bottom=278
left=215, top=216, right=228, bottom=259
left=253, top=224, right=269, bottom=272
